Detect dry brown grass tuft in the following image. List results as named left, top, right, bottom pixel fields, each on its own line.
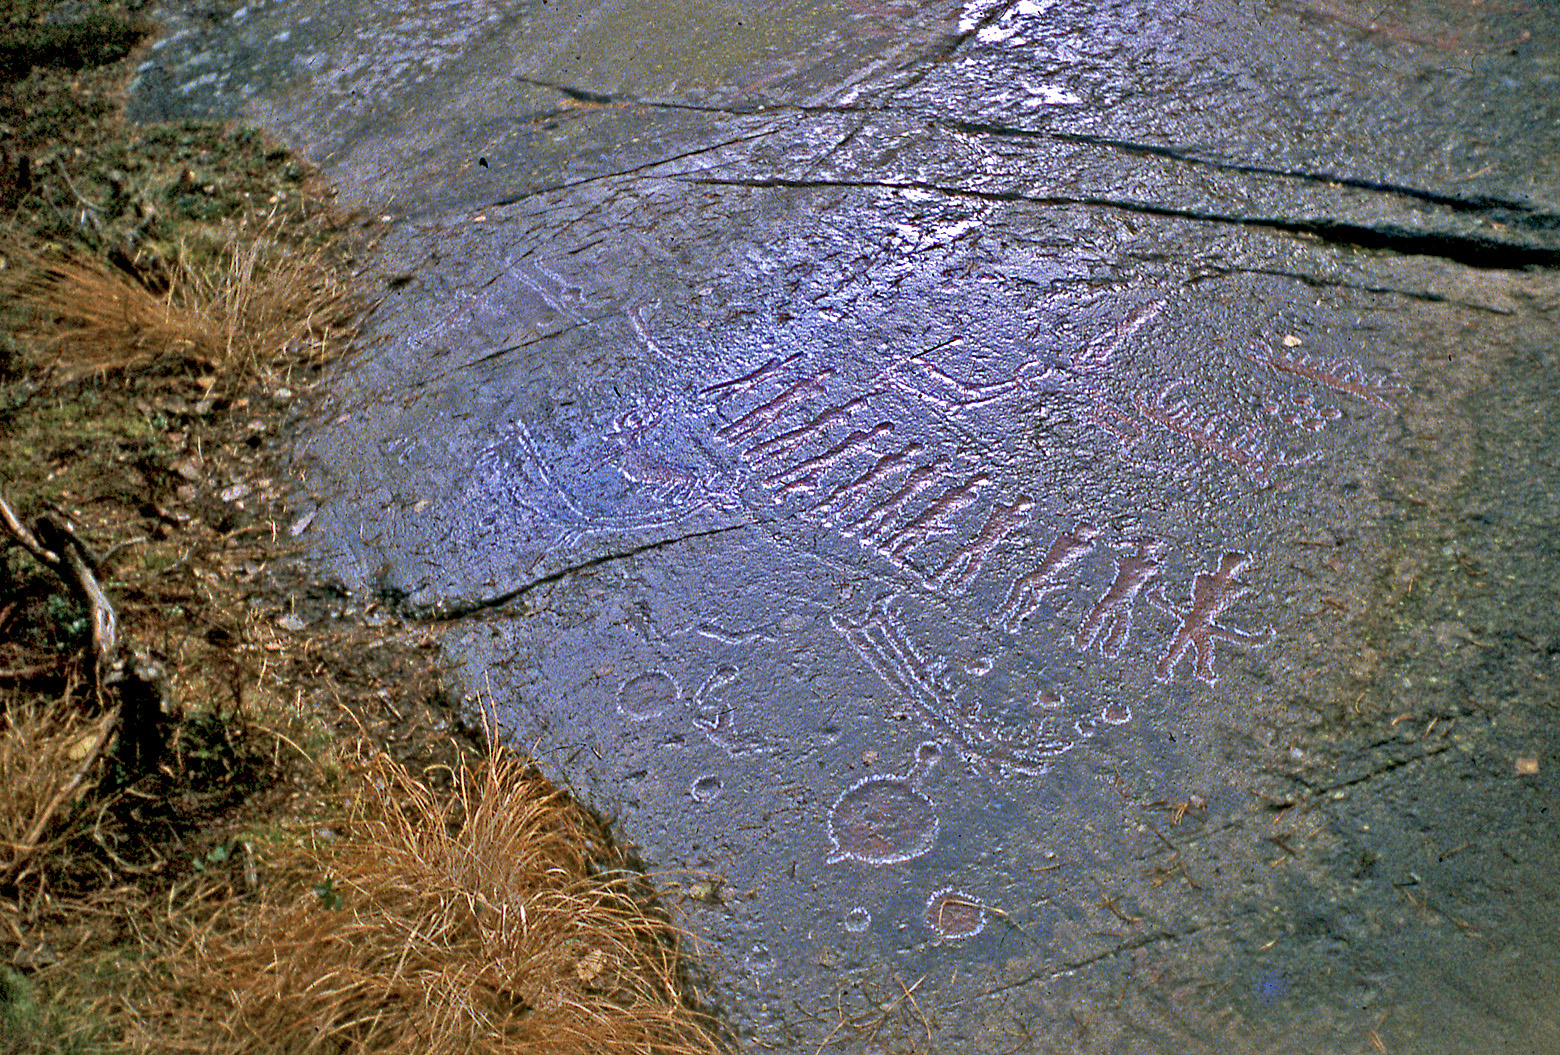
left=133, top=744, right=727, bottom=1055
left=0, top=223, right=360, bottom=388
left=0, top=690, right=114, bottom=888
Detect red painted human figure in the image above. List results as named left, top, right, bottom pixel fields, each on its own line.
left=1073, top=537, right=1163, bottom=657
left=998, top=522, right=1100, bottom=633
left=931, top=496, right=1033, bottom=595
left=1148, top=551, right=1273, bottom=685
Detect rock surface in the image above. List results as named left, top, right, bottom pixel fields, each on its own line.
left=133, top=1, right=1560, bottom=1050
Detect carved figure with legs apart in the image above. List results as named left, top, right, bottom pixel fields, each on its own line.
left=931, top=496, right=1033, bottom=595
left=997, top=522, right=1100, bottom=633
left=1073, top=537, right=1163, bottom=657
left=1148, top=551, right=1274, bottom=686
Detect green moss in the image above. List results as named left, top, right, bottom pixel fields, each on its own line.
left=0, top=964, right=114, bottom=1055
left=0, top=12, right=150, bottom=80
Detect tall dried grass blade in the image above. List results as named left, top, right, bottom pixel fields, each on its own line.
left=0, top=695, right=109, bottom=883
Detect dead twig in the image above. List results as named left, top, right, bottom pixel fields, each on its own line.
left=0, top=658, right=67, bottom=679
left=0, top=490, right=171, bottom=881
left=0, top=492, right=58, bottom=565
left=1, top=492, right=118, bottom=686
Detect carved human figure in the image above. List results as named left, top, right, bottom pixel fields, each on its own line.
left=998, top=522, right=1101, bottom=632
left=1148, top=551, right=1274, bottom=685
left=699, top=352, right=803, bottom=405
left=716, top=371, right=833, bottom=445
left=930, top=496, right=1034, bottom=595
left=817, top=443, right=925, bottom=514
left=1072, top=537, right=1164, bottom=657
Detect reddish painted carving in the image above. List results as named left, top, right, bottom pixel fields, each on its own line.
left=699, top=351, right=803, bottom=404
left=1148, top=552, right=1274, bottom=686
left=1073, top=537, right=1163, bottom=657
left=717, top=371, right=833, bottom=445
left=998, top=522, right=1100, bottom=632
left=929, top=496, right=1034, bottom=595
left=1246, top=343, right=1407, bottom=409
left=1134, top=381, right=1320, bottom=485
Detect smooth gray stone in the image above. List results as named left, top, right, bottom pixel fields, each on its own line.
left=132, top=1, right=1560, bottom=1051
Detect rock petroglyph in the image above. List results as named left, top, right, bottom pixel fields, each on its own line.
left=617, top=671, right=677, bottom=720
left=1073, top=538, right=1165, bottom=658
left=130, top=0, right=1560, bottom=1042
left=832, top=596, right=1080, bottom=776
left=1148, top=552, right=1275, bottom=686
left=923, top=887, right=988, bottom=941
left=1246, top=341, right=1408, bottom=409
left=690, top=664, right=772, bottom=758
left=826, top=741, right=944, bottom=865
left=997, top=521, right=1101, bottom=633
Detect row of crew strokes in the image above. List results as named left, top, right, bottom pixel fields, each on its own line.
left=697, top=355, right=1276, bottom=685
left=695, top=360, right=1043, bottom=602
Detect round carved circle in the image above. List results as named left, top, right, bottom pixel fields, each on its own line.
left=826, top=776, right=939, bottom=865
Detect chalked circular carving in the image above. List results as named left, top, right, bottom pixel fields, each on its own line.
left=1099, top=701, right=1132, bottom=725
left=843, top=907, right=872, bottom=933
left=1075, top=698, right=1136, bottom=737
left=826, top=740, right=943, bottom=865
left=689, top=774, right=723, bottom=803
left=617, top=671, right=677, bottom=720
left=827, top=780, right=937, bottom=865
left=924, top=887, right=986, bottom=941
left=745, top=945, right=777, bottom=975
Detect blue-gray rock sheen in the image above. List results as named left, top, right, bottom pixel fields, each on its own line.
left=133, top=0, right=1560, bottom=1050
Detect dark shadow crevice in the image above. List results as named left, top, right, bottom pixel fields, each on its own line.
left=680, top=175, right=1560, bottom=270
left=419, top=523, right=749, bottom=621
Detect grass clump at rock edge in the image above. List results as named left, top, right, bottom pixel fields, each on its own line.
left=134, top=742, right=725, bottom=1055
left=0, top=2, right=729, bottom=1052
left=1, top=219, right=356, bottom=387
